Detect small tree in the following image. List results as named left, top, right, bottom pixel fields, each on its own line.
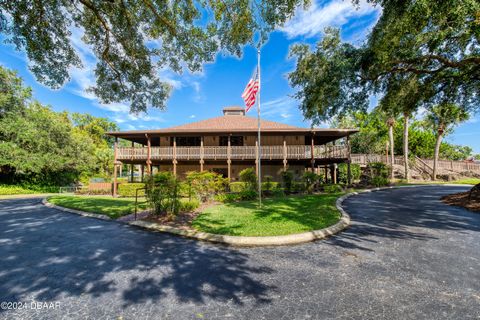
left=281, top=170, right=294, bottom=194
left=239, top=168, right=257, bottom=191
left=263, top=175, right=274, bottom=195
left=425, top=103, right=469, bottom=180
left=302, top=171, right=318, bottom=194
left=145, top=172, right=179, bottom=216
left=185, top=171, right=228, bottom=202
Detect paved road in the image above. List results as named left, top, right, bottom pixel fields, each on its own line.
left=0, top=186, right=479, bottom=319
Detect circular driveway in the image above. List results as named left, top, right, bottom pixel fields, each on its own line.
left=0, top=186, right=479, bottom=319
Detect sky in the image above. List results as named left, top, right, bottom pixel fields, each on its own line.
left=0, top=0, right=479, bottom=153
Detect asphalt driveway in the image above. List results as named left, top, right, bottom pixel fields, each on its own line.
left=0, top=186, right=479, bottom=319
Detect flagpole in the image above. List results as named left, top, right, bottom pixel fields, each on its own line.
left=257, top=48, right=262, bottom=207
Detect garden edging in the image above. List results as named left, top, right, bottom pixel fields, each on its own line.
left=42, top=184, right=470, bottom=246
left=128, top=196, right=353, bottom=246
left=42, top=198, right=112, bottom=221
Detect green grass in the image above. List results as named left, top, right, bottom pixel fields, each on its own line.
left=192, top=193, right=343, bottom=237
left=0, top=184, right=41, bottom=195
left=47, top=195, right=147, bottom=219
left=395, top=178, right=480, bottom=186
left=448, top=178, right=480, bottom=185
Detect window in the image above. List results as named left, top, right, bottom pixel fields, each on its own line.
left=219, top=136, right=244, bottom=146
left=171, top=136, right=201, bottom=146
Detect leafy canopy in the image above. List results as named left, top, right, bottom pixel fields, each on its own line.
left=0, top=0, right=308, bottom=113
left=289, top=0, right=480, bottom=122
left=0, top=65, right=118, bottom=186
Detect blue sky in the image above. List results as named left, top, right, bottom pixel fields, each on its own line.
left=0, top=0, right=478, bottom=153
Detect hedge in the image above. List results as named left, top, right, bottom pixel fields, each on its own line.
left=230, top=181, right=280, bottom=193
left=118, top=183, right=146, bottom=197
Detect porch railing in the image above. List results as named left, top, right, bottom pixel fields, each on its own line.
left=117, top=144, right=349, bottom=161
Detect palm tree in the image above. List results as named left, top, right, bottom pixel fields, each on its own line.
left=425, top=103, right=469, bottom=180
left=386, top=116, right=395, bottom=180
left=376, top=108, right=397, bottom=180
left=380, top=76, right=421, bottom=182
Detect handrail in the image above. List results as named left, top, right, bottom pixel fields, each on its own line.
left=117, top=145, right=350, bottom=161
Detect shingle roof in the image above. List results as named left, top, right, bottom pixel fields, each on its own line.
left=166, top=115, right=301, bottom=131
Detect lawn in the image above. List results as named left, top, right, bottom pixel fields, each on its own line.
left=192, top=193, right=343, bottom=237
left=47, top=195, right=146, bottom=219
left=0, top=184, right=42, bottom=195
left=449, top=178, right=480, bottom=185
left=397, top=178, right=480, bottom=186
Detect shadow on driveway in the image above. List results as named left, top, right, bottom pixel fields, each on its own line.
left=0, top=199, right=275, bottom=309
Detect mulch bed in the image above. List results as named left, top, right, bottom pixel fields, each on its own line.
left=142, top=201, right=216, bottom=230
left=441, top=191, right=480, bottom=213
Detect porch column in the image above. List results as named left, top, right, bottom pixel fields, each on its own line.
left=310, top=132, right=315, bottom=170
left=227, top=135, right=231, bottom=180
left=283, top=136, right=288, bottom=171
left=146, top=134, right=152, bottom=175
left=113, top=137, right=119, bottom=197
left=130, top=141, right=134, bottom=182
left=347, top=135, right=352, bottom=185
left=141, top=165, right=144, bottom=182
left=173, top=137, right=177, bottom=176
left=324, top=165, right=328, bottom=183
left=200, top=136, right=204, bottom=172
left=333, top=163, right=337, bottom=184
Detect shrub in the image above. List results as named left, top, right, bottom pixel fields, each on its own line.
left=371, top=176, right=389, bottom=187
left=229, top=182, right=245, bottom=193
left=263, top=175, right=274, bottom=193
left=239, top=168, right=257, bottom=192
left=338, top=163, right=361, bottom=184
left=292, top=181, right=305, bottom=193
left=239, top=189, right=258, bottom=200
left=365, top=162, right=390, bottom=187
left=117, top=183, right=145, bottom=197
left=215, top=193, right=241, bottom=203
left=179, top=199, right=200, bottom=212
left=324, top=184, right=343, bottom=193
left=75, top=188, right=111, bottom=195
left=302, top=171, right=319, bottom=194
left=185, top=171, right=228, bottom=202
left=145, top=172, right=180, bottom=216
left=281, top=170, right=294, bottom=194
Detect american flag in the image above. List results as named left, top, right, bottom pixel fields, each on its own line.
left=241, top=68, right=260, bottom=112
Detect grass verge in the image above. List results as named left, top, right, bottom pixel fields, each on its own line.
left=47, top=195, right=146, bottom=219
left=192, top=193, right=343, bottom=237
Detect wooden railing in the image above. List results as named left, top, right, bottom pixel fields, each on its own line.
left=351, top=153, right=480, bottom=172
left=117, top=145, right=349, bottom=161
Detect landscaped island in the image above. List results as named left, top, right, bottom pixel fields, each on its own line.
left=47, top=195, right=145, bottom=219
left=192, top=194, right=342, bottom=236
left=46, top=192, right=343, bottom=237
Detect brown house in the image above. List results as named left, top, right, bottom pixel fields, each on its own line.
left=107, top=106, right=358, bottom=195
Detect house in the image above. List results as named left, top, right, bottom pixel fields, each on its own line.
left=107, top=106, right=358, bottom=195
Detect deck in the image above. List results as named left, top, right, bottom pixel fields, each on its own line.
left=117, top=145, right=349, bottom=162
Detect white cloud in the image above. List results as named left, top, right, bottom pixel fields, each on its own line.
left=189, top=115, right=196, bottom=119
left=282, top=0, right=380, bottom=39
left=262, top=96, right=298, bottom=120
left=96, top=102, right=130, bottom=113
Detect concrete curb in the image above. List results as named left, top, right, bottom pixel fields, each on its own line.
left=41, top=184, right=471, bottom=247
left=42, top=198, right=112, bottom=221
left=128, top=202, right=351, bottom=247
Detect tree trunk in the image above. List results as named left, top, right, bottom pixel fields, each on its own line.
left=433, top=130, right=443, bottom=181
left=388, top=122, right=395, bottom=180
left=403, top=114, right=409, bottom=182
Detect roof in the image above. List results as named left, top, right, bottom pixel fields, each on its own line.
left=106, top=107, right=358, bottom=144
left=167, top=115, right=301, bottom=131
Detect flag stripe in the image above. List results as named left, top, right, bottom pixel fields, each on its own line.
left=241, top=69, right=260, bottom=112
